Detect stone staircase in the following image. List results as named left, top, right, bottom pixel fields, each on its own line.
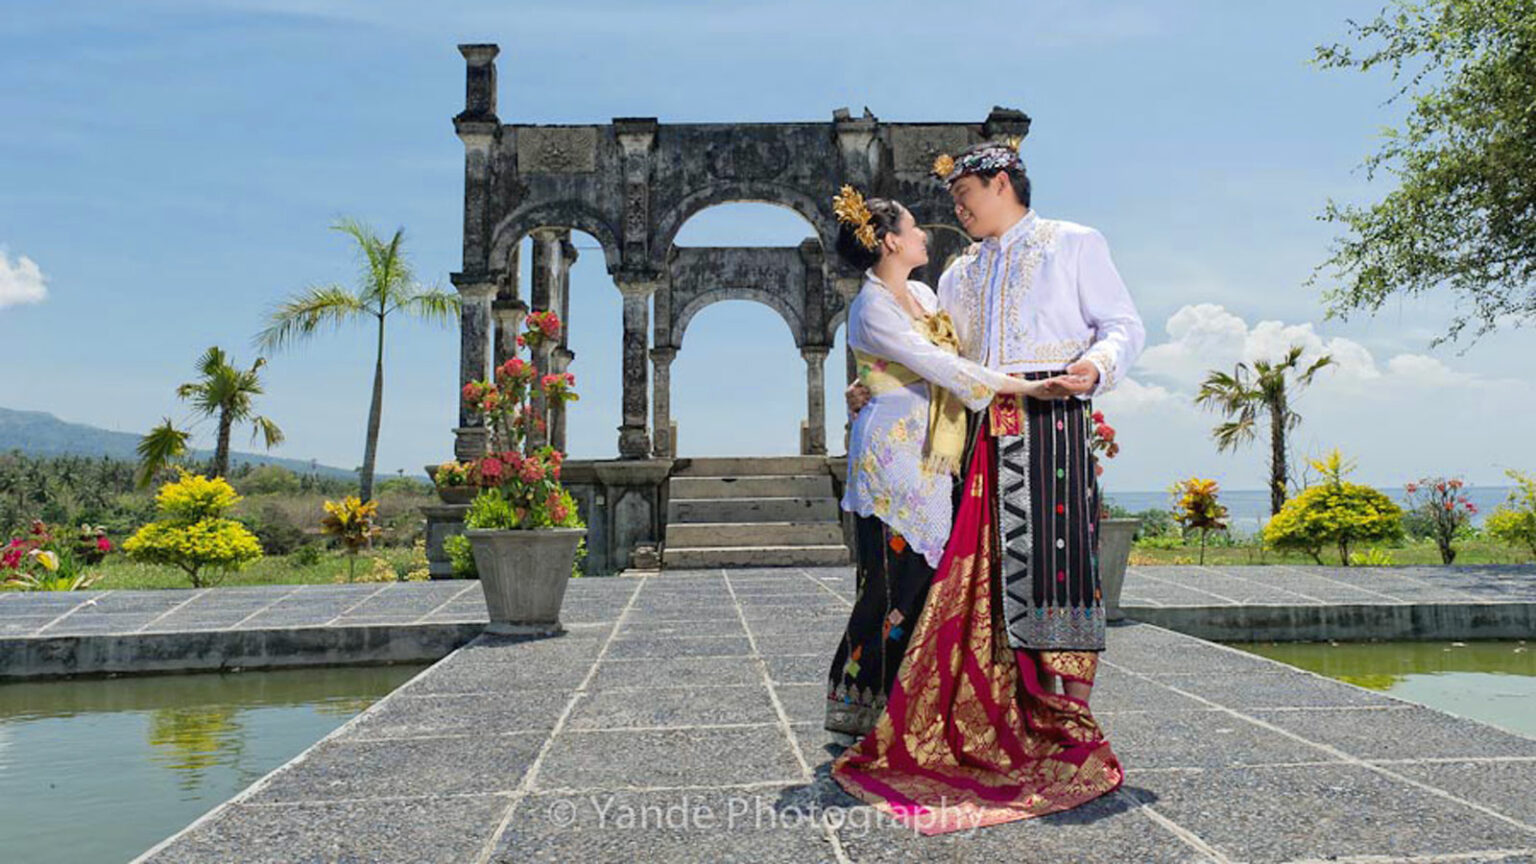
left=663, top=456, right=851, bottom=569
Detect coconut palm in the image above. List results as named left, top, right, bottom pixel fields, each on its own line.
left=256, top=218, right=459, bottom=501
left=1194, top=346, right=1334, bottom=517
left=135, top=347, right=284, bottom=487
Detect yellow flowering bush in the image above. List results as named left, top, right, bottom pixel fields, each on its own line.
left=123, top=472, right=262, bottom=587
left=1262, top=450, right=1403, bottom=566
left=1485, top=469, right=1536, bottom=560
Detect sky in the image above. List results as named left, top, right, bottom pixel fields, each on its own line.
left=1, top=0, right=1531, bottom=493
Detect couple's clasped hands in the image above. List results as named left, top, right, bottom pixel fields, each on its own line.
left=845, top=358, right=1100, bottom=415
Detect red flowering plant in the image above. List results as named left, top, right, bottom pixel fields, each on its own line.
left=1404, top=476, right=1477, bottom=564
left=2, top=520, right=100, bottom=591
left=460, top=311, right=583, bottom=531
left=1088, top=409, right=1119, bottom=518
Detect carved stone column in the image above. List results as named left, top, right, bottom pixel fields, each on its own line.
left=549, top=345, right=575, bottom=453
left=801, top=346, right=829, bottom=456
left=525, top=229, right=564, bottom=451
left=650, top=346, right=676, bottom=458
left=451, top=276, right=495, bottom=459
left=615, top=280, right=655, bottom=459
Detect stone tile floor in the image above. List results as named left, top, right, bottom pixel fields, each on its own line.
left=121, top=566, right=1536, bottom=864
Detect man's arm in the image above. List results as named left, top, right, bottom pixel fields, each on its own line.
left=1071, top=228, right=1145, bottom=400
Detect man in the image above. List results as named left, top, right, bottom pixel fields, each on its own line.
left=846, top=139, right=1144, bottom=703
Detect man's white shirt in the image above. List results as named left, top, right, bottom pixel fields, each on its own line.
left=936, top=210, right=1145, bottom=400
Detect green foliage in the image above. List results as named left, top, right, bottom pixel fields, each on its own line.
left=245, top=502, right=306, bottom=556
left=443, top=533, right=477, bottom=578
left=235, top=465, right=303, bottom=496
left=1312, top=0, right=1536, bottom=344
left=1263, top=450, right=1405, bottom=565
left=122, top=472, right=263, bottom=588
left=290, top=543, right=325, bottom=567
left=376, top=475, right=434, bottom=496
left=464, top=483, right=583, bottom=532
left=1485, top=469, right=1536, bottom=558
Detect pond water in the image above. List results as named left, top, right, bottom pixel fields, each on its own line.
left=1230, top=640, right=1535, bottom=738
left=0, top=663, right=429, bottom=864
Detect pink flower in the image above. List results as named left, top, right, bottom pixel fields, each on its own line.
left=96, top=536, right=112, bottom=553
left=479, top=456, right=505, bottom=480
left=1091, top=411, right=1105, bottom=423
left=1405, top=482, right=1419, bottom=494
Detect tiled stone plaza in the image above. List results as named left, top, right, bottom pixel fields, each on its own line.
left=9, top=565, right=1525, bottom=863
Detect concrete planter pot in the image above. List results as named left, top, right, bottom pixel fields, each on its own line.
left=1097, top=517, right=1140, bottom=622
left=465, top=527, right=586, bottom=636
left=435, top=485, right=476, bottom=505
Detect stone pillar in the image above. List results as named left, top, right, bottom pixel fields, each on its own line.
left=650, top=346, right=676, bottom=458
left=492, top=245, right=524, bottom=367
left=453, top=44, right=500, bottom=277
left=616, top=281, right=655, bottom=459
left=526, top=229, right=563, bottom=452
left=492, top=300, right=527, bottom=367
left=801, top=346, right=829, bottom=456
left=549, top=345, right=575, bottom=453
left=451, top=277, right=496, bottom=459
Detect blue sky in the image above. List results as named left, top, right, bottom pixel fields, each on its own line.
left=1, top=0, right=1531, bottom=491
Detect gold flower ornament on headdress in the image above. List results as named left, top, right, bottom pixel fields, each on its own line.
left=930, top=153, right=955, bottom=180
left=832, top=185, right=879, bottom=251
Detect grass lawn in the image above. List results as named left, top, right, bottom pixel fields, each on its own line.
left=1130, top=537, right=1534, bottom=567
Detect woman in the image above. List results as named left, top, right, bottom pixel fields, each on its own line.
left=825, top=186, right=1041, bottom=743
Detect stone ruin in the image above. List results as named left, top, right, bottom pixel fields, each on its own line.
left=426, top=43, right=1033, bottom=575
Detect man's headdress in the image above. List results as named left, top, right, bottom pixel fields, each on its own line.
left=930, top=136, right=1024, bottom=184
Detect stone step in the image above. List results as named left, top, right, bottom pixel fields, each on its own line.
left=668, top=475, right=832, bottom=500
left=665, top=521, right=846, bottom=549
left=662, top=544, right=851, bottom=569
left=668, top=497, right=840, bottom=524
left=672, top=456, right=830, bottom=478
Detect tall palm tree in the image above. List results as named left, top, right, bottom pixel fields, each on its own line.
left=1194, top=346, right=1334, bottom=517
left=256, top=218, right=459, bottom=501
left=135, top=347, right=284, bottom=487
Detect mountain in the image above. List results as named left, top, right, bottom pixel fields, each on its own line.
left=0, top=406, right=356, bottom=478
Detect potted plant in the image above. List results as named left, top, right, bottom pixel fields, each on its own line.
left=460, top=310, right=584, bottom=636
left=429, top=460, right=477, bottom=505
left=1090, top=410, right=1138, bottom=622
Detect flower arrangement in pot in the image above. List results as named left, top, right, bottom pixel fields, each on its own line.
left=430, top=459, right=477, bottom=505
left=1088, top=408, right=1137, bottom=621
left=459, top=310, right=584, bottom=635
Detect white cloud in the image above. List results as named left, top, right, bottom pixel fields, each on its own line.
left=1132, top=302, right=1510, bottom=395
left=0, top=250, right=48, bottom=309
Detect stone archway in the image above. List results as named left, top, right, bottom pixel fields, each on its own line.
left=445, top=42, right=1033, bottom=574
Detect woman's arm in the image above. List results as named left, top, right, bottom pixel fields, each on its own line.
left=851, top=293, right=1022, bottom=411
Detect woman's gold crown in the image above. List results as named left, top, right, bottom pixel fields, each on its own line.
left=832, top=185, right=880, bottom=251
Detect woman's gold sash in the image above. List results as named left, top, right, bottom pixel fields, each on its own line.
left=853, top=310, right=968, bottom=476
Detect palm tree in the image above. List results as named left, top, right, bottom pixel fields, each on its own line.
left=256, top=218, right=459, bottom=501
left=135, top=347, right=284, bottom=487
left=1194, top=346, right=1334, bottom=517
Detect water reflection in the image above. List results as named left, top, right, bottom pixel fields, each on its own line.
left=0, top=663, right=428, bottom=864
left=1231, top=640, right=1534, bottom=737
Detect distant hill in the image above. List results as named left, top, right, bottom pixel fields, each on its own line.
left=0, top=406, right=356, bottom=479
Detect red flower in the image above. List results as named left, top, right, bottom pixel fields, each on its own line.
left=96, top=536, right=112, bottom=553
left=1449, top=478, right=1464, bottom=489
left=1091, top=411, right=1105, bottom=423
left=479, top=456, right=505, bottom=480
left=519, top=459, right=546, bottom=483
